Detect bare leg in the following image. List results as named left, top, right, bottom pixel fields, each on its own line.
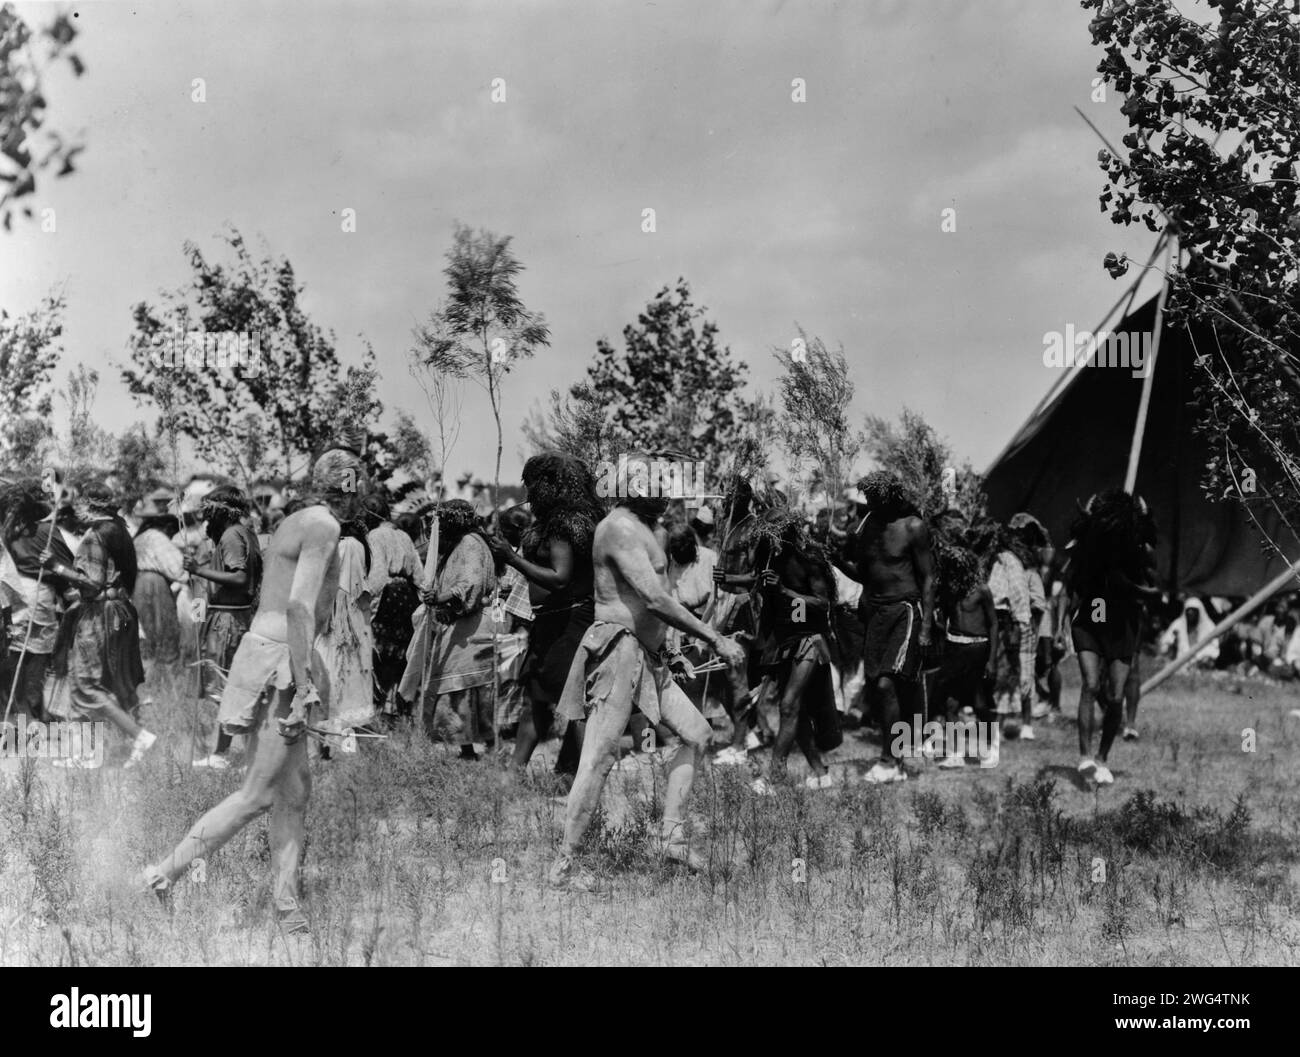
left=876, top=674, right=904, bottom=764
left=269, top=727, right=311, bottom=913
left=724, top=647, right=752, bottom=749
left=1048, top=656, right=1062, bottom=712
left=660, top=740, right=699, bottom=845
left=509, top=678, right=551, bottom=770
left=755, top=689, right=776, bottom=739
left=1099, top=658, right=1130, bottom=763
left=147, top=688, right=300, bottom=886
left=1075, top=650, right=1102, bottom=758
left=559, top=694, right=633, bottom=857
left=770, top=655, right=824, bottom=778
left=1123, top=656, right=1140, bottom=728
left=97, top=697, right=144, bottom=741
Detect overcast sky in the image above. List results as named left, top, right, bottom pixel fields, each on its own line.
left=4, top=0, right=1164, bottom=485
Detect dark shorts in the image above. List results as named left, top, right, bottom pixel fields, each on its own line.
left=933, top=639, right=990, bottom=714
left=859, top=598, right=923, bottom=682
left=1071, top=613, right=1139, bottom=663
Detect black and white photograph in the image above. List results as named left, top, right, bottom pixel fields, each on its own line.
left=0, top=0, right=1296, bottom=1003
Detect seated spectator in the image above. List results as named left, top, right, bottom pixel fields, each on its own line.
left=1158, top=596, right=1219, bottom=668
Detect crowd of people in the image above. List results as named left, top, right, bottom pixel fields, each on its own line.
left=0, top=439, right=1274, bottom=912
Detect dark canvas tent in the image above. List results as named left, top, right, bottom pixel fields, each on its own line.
left=984, top=292, right=1300, bottom=598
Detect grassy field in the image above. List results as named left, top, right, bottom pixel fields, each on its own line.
left=2, top=658, right=1299, bottom=966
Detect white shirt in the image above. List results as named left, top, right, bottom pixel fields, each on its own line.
left=832, top=565, right=863, bottom=610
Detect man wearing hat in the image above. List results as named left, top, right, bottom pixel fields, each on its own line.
left=688, top=505, right=716, bottom=550
left=131, top=497, right=184, bottom=667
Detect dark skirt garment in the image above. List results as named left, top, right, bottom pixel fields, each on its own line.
left=524, top=596, right=595, bottom=704
left=48, top=596, right=145, bottom=720
left=133, top=570, right=180, bottom=665
left=373, top=573, right=420, bottom=662
left=200, top=607, right=254, bottom=701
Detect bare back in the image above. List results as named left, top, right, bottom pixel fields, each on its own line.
left=592, top=507, right=671, bottom=651
left=249, top=505, right=342, bottom=643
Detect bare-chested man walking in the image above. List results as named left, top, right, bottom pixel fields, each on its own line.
left=142, top=448, right=365, bottom=932
left=850, top=471, right=935, bottom=784
left=549, top=453, right=746, bottom=891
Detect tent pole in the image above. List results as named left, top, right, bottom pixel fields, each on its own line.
left=1168, top=328, right=1183, bottom=595
left=1141, top=558, right=1300, bottom=695
left=1124, top=237, right=1176, bottom=492
left=1030, top=233, right=1167, bottom=422
left=983, top=233, right=1169, bottom=479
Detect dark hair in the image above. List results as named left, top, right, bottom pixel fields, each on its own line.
left=134, top=514, right=179, bottom=539
left=1066, top=489, right=1156, bottom=598
left=93, top=515, right=138, bottom=593
left=521, top=452, right=605, bottom=559
left=201, top=484, right=251, bottom=519
left=340, top=518, right=371, bottom=576
left=857, top=471, right=919, bottom=520
left=436, top=499, right=480, bottom=543
left=80, top=481, right=120, bottom=517
left=361, top=492, right=391, bottom=526
left=667, top=524, right=698, bottom=566
left=935, top=538, right=982, bottom=615
left=0, top=479, right=51, bottom=540
left=395, top=512, right=422, bottom=542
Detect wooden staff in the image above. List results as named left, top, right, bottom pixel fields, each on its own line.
left=415, top=503, right=440, bottom=724
left=1141, top=559, right=1300, bottom=695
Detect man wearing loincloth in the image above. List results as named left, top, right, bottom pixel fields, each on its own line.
left=851, top=471, right=935, bottom=785
left=142, top=448, right=366, bottom=932
left=548, top=453, right=745, bottom=891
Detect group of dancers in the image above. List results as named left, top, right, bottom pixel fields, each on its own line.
left=1, top=440, right=1160, bottom=916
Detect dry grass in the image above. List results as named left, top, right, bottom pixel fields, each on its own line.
left=2, top=659, right=1299, bottom=966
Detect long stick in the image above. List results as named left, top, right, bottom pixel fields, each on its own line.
left=1140, top=559, right=1300, bottom=695
left=1125, top=237, right=1177, bottom=492
left=416, top=510, right=440, bottom=722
